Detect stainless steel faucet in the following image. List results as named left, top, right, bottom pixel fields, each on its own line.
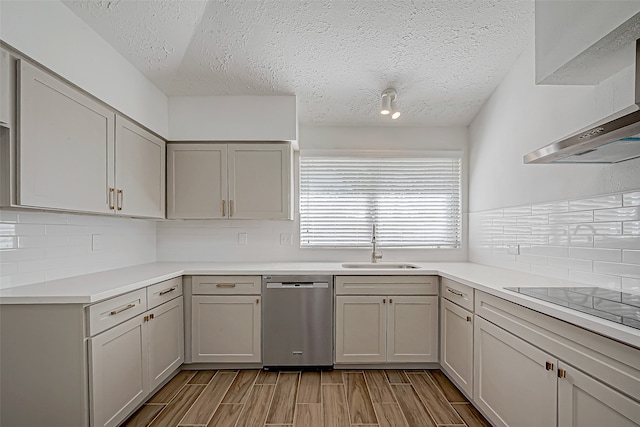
left=371, top=224, right=383, bottom=263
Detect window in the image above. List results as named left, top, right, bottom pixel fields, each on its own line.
left=300, top=154, right=462, bottom=248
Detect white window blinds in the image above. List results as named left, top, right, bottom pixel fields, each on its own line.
left=300, top=156, right=462, bottom=248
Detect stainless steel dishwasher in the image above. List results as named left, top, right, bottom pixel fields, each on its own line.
left=262, top=275, right=333, bottom=368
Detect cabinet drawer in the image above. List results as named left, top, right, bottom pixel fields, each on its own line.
left=335, top=275, right=437, bottom=295
left=441, top=277, right=474, bottom=311
left=88, top=289, right=147, bottom=337
left=192, top=275, right=261, bottom=295
left=147, top=277, right=182, bottom=309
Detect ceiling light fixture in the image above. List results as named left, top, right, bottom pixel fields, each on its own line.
left=380, top=88, right=400, bottom=119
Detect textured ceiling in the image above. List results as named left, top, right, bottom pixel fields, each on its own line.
left=63, top=0, right=534, bottom=126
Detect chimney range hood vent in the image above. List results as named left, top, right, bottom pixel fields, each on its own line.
left=524, top=40, right=640, bottom=164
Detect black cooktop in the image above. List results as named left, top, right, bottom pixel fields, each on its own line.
left=504, top=286, right=640, bottom=331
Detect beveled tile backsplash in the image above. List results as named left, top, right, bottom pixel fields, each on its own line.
left=470, top=189, right=640, bottom=293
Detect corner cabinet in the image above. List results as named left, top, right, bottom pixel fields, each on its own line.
left=13, top=58, right=166, bottom=218
left=167, top=142, right=293, bottom=220
left=334, top=276, right=438, bottom=364
left=0, top=277, right=183, bottom=427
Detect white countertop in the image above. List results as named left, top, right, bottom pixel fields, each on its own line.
left=1, top=261, right=638, bottom=349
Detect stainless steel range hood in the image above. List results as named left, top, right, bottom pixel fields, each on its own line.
left=524, top=40, right=640, bottom=164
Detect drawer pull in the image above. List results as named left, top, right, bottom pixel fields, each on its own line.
left=116, top=189, right=123, bottom=211
left=558, top=368, right=566, bottom=378
left=110, top=303, right=135, bottom=316
left=108, top=187, right=115, bottom=210
left=222, top=200, right=226, bottom=217
left=159, top=287, right=176, bottom=296
left=545, top=361, right=554, bottom=371
left=216, top=283, right=236, bottom=288
left=447, top=288, right=464, bottom=297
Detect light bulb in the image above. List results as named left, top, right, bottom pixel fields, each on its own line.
left=392, top=111, right=401, bottom=119
left=380, top=94, right=391, bottom=115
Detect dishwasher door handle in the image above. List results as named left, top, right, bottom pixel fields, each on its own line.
left=266, top=282, right=329, bottom=289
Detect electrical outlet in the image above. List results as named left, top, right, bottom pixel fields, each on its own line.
left=91, top=234, right=104, bottom=252
left=280, top=233, right=292, bottom=246
left=238, top=233, right=247, bottom=246
left=507, top=244, right=520, bottom=255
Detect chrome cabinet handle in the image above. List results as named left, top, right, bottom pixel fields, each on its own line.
left=216, top=283, right=236, bottom=288
left=447, top=288, right=464, bottom=297
left=116, top=189, right=123, bottom=211
left=108, top=188, right=115, bottom=210
left=222, top=200, right=226, bottom=217
left=159, top=287, right=176, bottom=296
left=110, top=303, right=135, bottom=315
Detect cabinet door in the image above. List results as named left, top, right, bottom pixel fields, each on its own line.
left=474, top=317, right=557, bottom=427
left=387, top=295, right=438, bottom=363
left=89, top=314, right=149, bottom=427
left=558, top=362, right=640, bottom=427
left=18, top=60, right=114, bottom=213
left=191, top=295, right=261, bottom=363
left=335, top=296, right=386, bottom=363
left=228, top=143, right=292, bottom=219
left=0, top=48, right=13, bottom=126
left=167, top=143, right=227, bottom=219
left=148, top=297, right=184, bottom=391
left=440, top=298, right=473, bottom=396
left=115, top=116, right=165, bottom=218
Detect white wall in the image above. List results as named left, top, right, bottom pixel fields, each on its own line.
left=169, top=96, right=297, bottom=142
left=0, top=0, right=168, bottom=136
left=469, top=42, right=639, bottom=213
left=157, top=124, right=469, bottom=263
left=0, top=209, right=156, bottom=289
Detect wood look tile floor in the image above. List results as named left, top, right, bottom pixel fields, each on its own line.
left=122, top=369, right=490, bottom=427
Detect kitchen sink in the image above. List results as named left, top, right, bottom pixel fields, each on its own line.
left=341, top=262, right=420, bottom=269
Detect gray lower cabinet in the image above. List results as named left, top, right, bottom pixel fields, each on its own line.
left=0, top=278, right=183, bottom=427
left=440, top=297, right=473, bottom=397
left=474, top=291, right=640, bottom=427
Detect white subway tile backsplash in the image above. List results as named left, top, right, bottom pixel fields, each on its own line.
left=568, top=247, right=622, bottom=262
left=624, top=221, right=640, bottom=235
left=547, top=256, right=592, bottom=272
left=594, top=207, right=640, bottom=222
left=623, top=250, right=640, bottom=265
left=549, top=211, right=594, bottom=224
left=569, top=194, right=622, bottom=212
left=531, top=225, right=568, bottom=235
left=623, top=191, right=640, bottom=207
left=531, top=201, right=568, bottom=215
left=531, top=264, right=569, bottom=280
left=594, top=235, right=640, bottom=250
left=522, top=246, right=568, bottom=258
left=622, top=277, right=640, bottom=293
left=470, top=189, right=640, bottom=289
left=518, top=235, right=549, bottom=245
left=548, top=235, right=594, bottom=247
left=0, top=209, right=156, bottom=290
left=493, top=217, right=517, bottom=227
left=593, top=261, right=640, bottom=279
left=504, top=226, right=531, bottom=235
left=568, top=222, right=622, bottom=235
left=0, top=224, right=45, bottom=236
left=516, top=215, right=548, bottom=225
left=516, top=254, right=547, bottom=265
left=0, top=236, right=18, bottom=249
left=568, top=270, right=622, bottom=289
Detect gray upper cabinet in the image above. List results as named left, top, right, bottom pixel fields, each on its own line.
left=167, top=142, right=292, bottom=220
left=167, top=143, right=227, bottom=219
left=18, top=59, right=115, bottom=214
left=15, top=58, right=166, bottom=218
left=115, top=116, right=165, bottom=218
